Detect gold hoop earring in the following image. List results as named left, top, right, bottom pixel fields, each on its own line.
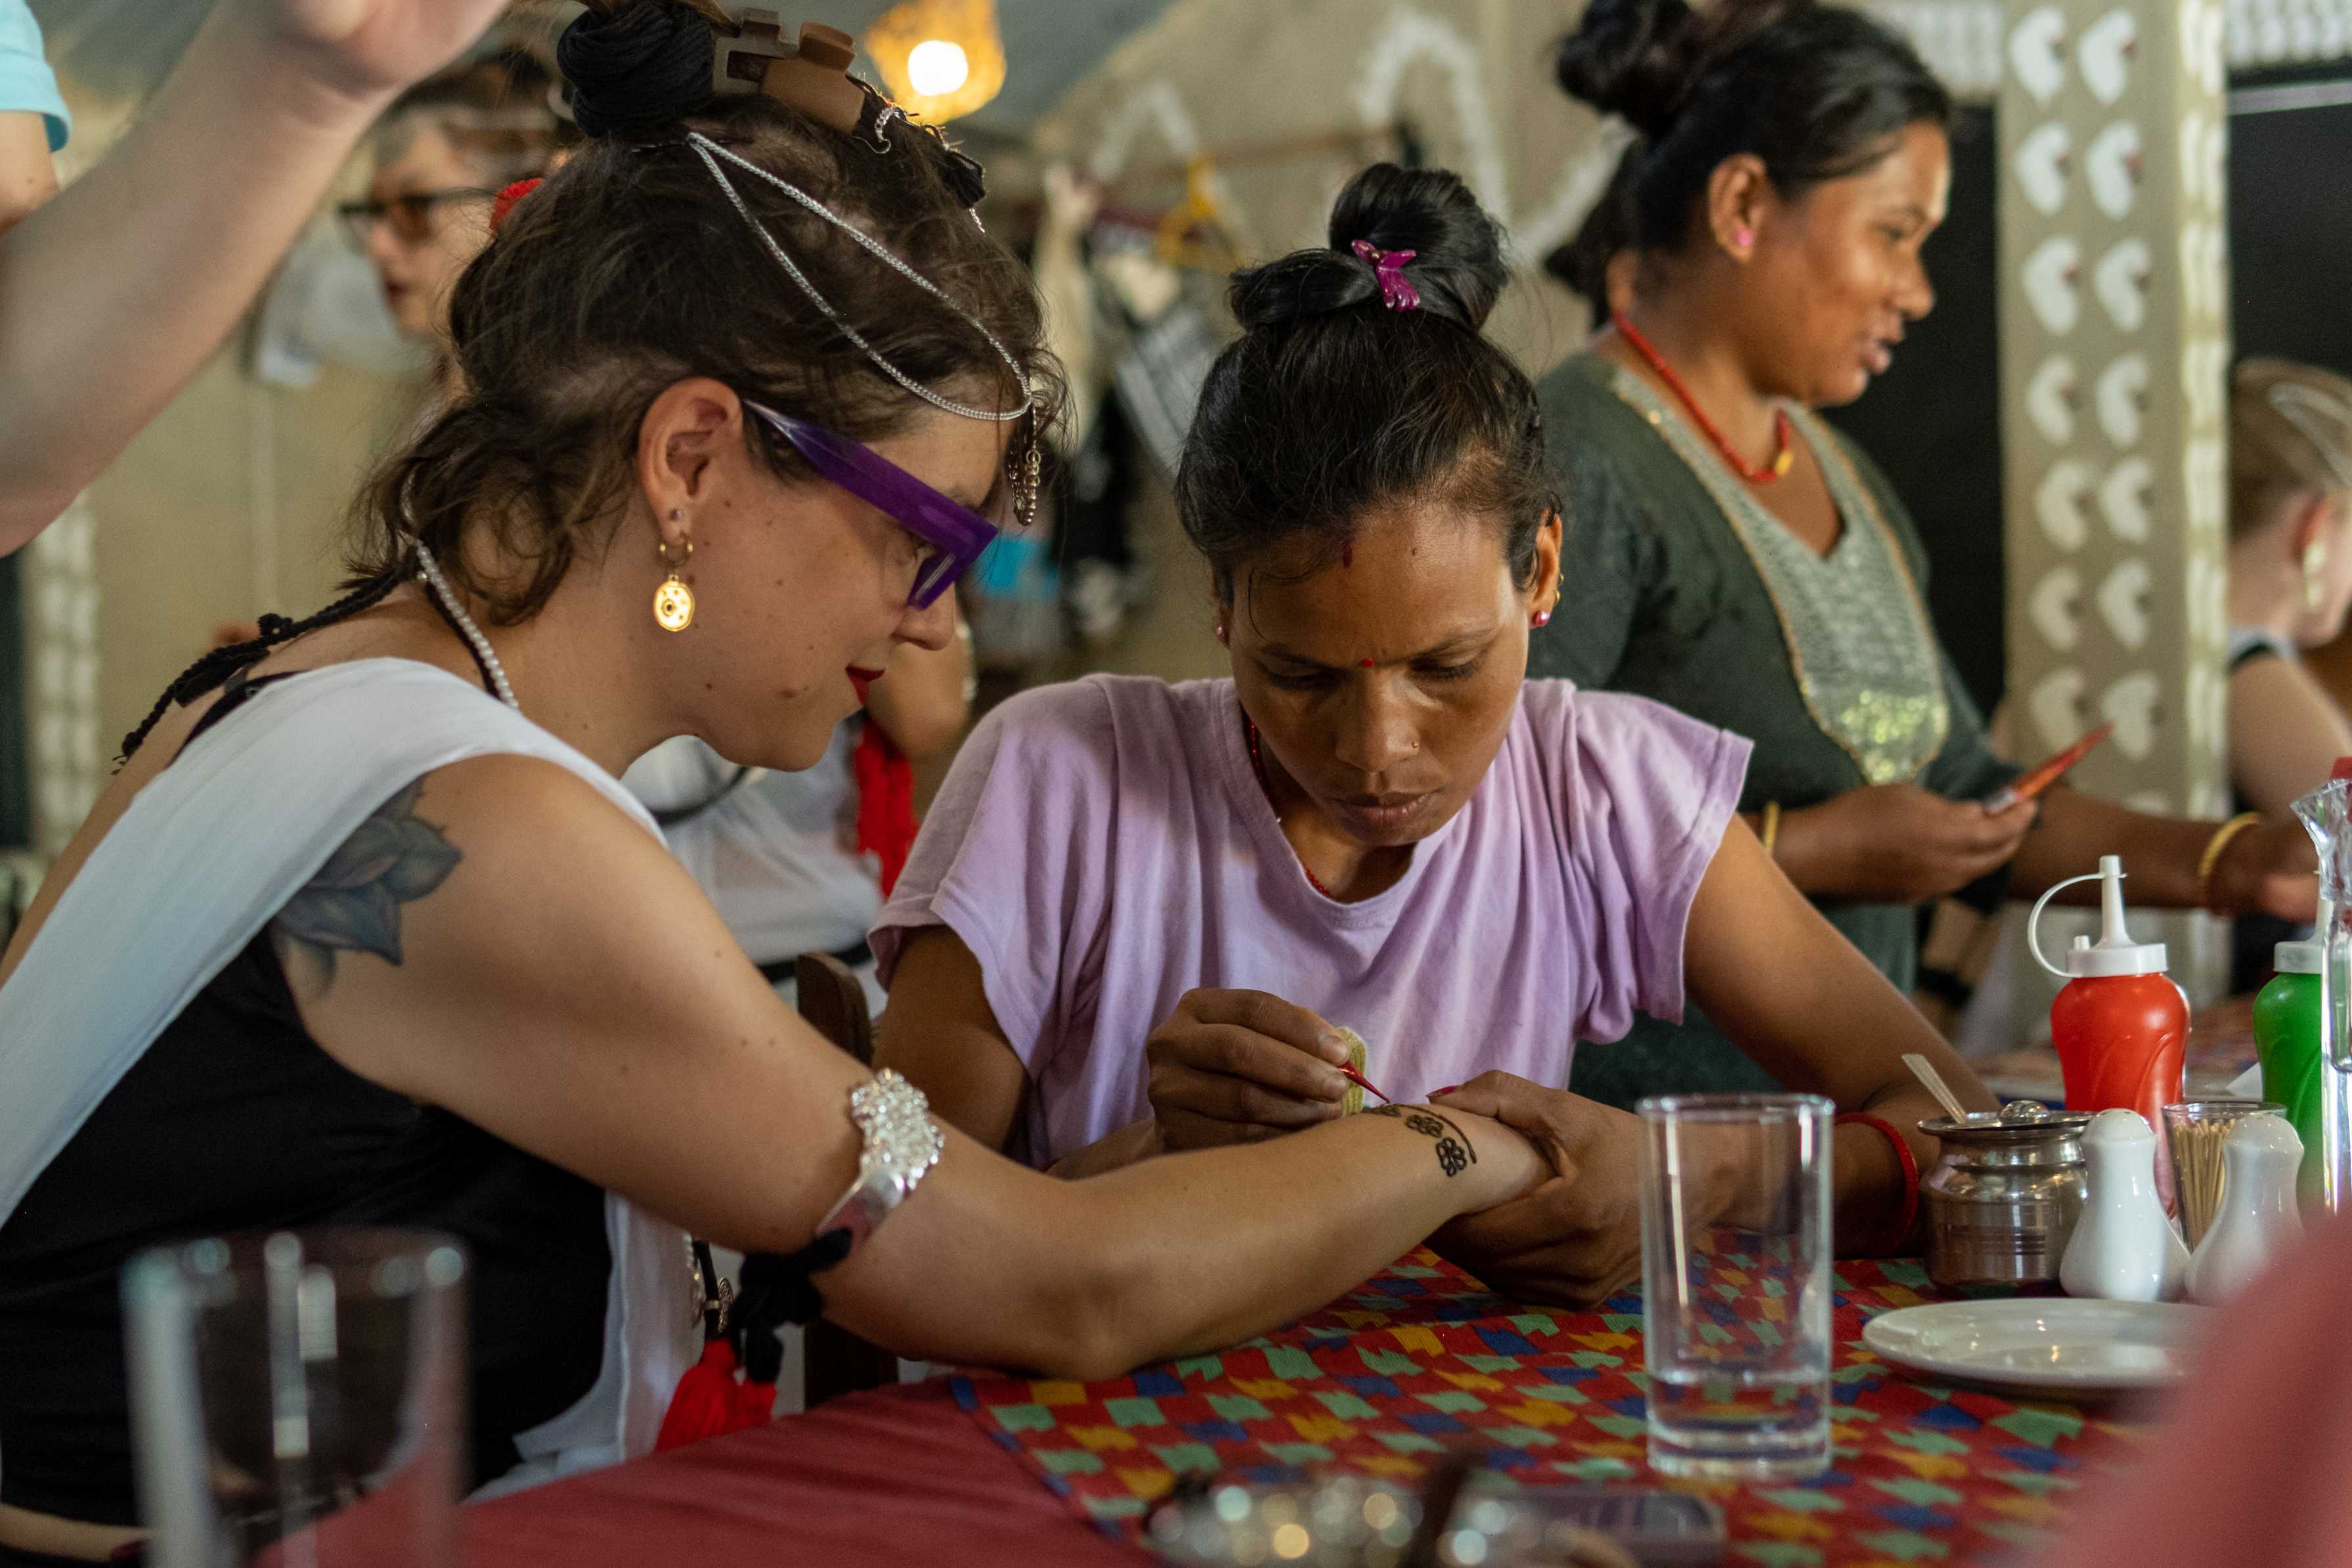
left=655, top=537, right=696, bottom=632
left=2305, top=538, right=2330, bottom=615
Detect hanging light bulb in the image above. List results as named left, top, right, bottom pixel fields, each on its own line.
left=867, top=0, right=1007, bottom=122
left=906, top=38, right=971, bottom=97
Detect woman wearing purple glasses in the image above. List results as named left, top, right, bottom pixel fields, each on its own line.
left=874, top=163, right=1996, bottom=1312
left=0, top=5, right=1556, bottom=1550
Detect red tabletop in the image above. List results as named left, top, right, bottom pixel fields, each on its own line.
left=466, top=1382, right=1144, bottom=1567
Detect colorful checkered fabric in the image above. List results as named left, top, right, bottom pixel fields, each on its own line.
left=953, top=1253, right=2143, bottom=1567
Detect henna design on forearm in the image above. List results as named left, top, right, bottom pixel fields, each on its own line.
left=1366, top=1103, right=1478, bottom=1177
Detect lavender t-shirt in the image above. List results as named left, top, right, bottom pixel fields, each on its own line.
left=874, top=676, right=1749, bottom=1166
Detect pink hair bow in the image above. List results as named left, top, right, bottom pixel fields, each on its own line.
left=1351, top=240, right=1421, bottom=312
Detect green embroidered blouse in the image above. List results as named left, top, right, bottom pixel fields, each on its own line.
left=1529, top=353, right=2017, bottom=1109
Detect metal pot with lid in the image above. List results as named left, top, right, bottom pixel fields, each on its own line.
left=1919, top=1101, right=2093, bottom=1288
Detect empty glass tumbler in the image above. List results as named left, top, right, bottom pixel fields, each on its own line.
left=123, top=1227, right=468, bottom=1568
left=1638, top=1093, right=1835, bottom=1481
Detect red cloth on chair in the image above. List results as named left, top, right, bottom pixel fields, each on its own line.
left=852, top=721, right=918, bottom=897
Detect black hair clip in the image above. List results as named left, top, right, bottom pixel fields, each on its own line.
left=900, top=118, right=987, bottom=209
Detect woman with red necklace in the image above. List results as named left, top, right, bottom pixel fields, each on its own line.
left=1533, top=0, right=2319, bottom=1108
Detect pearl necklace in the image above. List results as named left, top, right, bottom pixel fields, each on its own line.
left=413, top=542, right=518, bottom=710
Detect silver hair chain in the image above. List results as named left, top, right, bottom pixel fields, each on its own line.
left=686, top=131, right=1031, bottom=425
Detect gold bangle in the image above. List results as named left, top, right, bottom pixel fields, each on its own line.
left=2195, top=811, right=2263, bottom=909
left=1760, top=801, right=1782, bottom=858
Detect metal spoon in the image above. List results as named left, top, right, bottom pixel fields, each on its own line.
left=1903, top=1052, right=1984, bottom=1125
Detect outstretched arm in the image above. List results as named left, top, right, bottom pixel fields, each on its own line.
left=0, top=0, right=506, bottom=549
left=293, top=756, right=1548, bottom=1378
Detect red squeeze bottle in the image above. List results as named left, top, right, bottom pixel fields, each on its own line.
left=2032, top=854, right=2189, bottom=1208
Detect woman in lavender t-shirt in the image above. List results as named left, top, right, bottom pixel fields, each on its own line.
left=875, top=165, right=1992, bottom=1305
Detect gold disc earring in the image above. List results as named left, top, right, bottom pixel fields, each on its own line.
left=655, top=536, right=696, bottom=632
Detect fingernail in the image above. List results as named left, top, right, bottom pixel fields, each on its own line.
left=1320, top=1035, right=1351, bottom=1064
left=1430, top=1084, right=1463, bottom=1097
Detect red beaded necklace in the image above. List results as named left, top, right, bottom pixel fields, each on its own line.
left=1611, top=309, right=1795, bottom=484
left=1244, top=716, right=1338, bottom=899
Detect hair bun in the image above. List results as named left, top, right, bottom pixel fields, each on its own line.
left=1557, top=0, right=1827, bottom=137
left=557, top=1, right=716, bottom=139
left=1229, top=163, right=1509, bottom=336
left=1553, top=0, right=1704, bottom=136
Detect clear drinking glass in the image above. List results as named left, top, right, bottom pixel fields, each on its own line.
left=123, top=1228, right=468, bottom=1568
left=1638, top=1092, right=1834, bottom=1481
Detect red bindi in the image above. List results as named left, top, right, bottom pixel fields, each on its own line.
left=1359, top=658, right=1376, bottom=668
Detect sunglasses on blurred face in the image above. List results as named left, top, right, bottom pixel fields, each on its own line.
left=337, top=188, right=497, bottom=246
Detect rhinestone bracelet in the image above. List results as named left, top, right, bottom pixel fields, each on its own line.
left=813, top=1069, right=945, bottom=1257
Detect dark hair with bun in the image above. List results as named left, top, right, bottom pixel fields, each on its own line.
left=1555, top=0, right=1949, bottom=256
left=1176, top=164, right=1554, bottom=599
left=338, top=0, right=1055, bottom=624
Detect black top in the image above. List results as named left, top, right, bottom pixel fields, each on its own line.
left=0, top=666, right=611, bottom=1523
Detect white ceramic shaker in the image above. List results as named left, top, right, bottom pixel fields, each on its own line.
left=2060, top=1108, right=2189, bottom=1302
left=2186, top=1112, right=2305, bottom=1305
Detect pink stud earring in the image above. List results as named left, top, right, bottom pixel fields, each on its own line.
left=1733, top=227, right=1754, bottom=251
left=1215, top=622, right=1229, bottom=645
left=1533, top=607, right=1554, bottom=628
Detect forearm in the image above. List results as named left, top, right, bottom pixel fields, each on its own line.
left=829, top=1105, right=1533, bottom=1378
left=2013, top=789, right=2217, bottom=907
left=0, top=4, right=393, bottom=544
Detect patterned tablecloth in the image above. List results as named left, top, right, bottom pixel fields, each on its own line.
left=953, top=1253, right=2151, bottom=1567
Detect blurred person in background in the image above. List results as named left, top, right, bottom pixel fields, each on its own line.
left=346, top=43, right=574, bottom=400
left=1533, top=0, right=2317, bottom=1106
left=0, top=0, right=510, bottom=550
left=2225, top=359, right=2352, bottom=815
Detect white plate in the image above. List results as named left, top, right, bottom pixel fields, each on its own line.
left=1862, top=1297, right=2213, bottom=1395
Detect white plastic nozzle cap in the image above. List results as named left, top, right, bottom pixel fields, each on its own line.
left=2028, top=854, right=2170, bottom=978
left=2277, top=940, right=2322, bottom=975
left=2064, top=854, right=2169, bottom=976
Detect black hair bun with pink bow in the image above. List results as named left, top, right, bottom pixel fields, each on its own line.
left=1228, top=163, right=1508, bottom=336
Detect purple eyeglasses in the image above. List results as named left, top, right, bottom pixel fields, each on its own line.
left=745, top=401, right=1002, bottom=609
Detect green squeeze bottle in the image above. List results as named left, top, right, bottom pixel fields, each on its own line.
left=2255, top=940, right=2326, bottom=1203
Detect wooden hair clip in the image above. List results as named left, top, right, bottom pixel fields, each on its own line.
left=714, top=11, right=872, bottom=138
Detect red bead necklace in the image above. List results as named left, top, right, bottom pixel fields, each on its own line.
left=1244, top=716, right=1337, bottom=899
left=1611, top=309, right=1795, bottom=484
